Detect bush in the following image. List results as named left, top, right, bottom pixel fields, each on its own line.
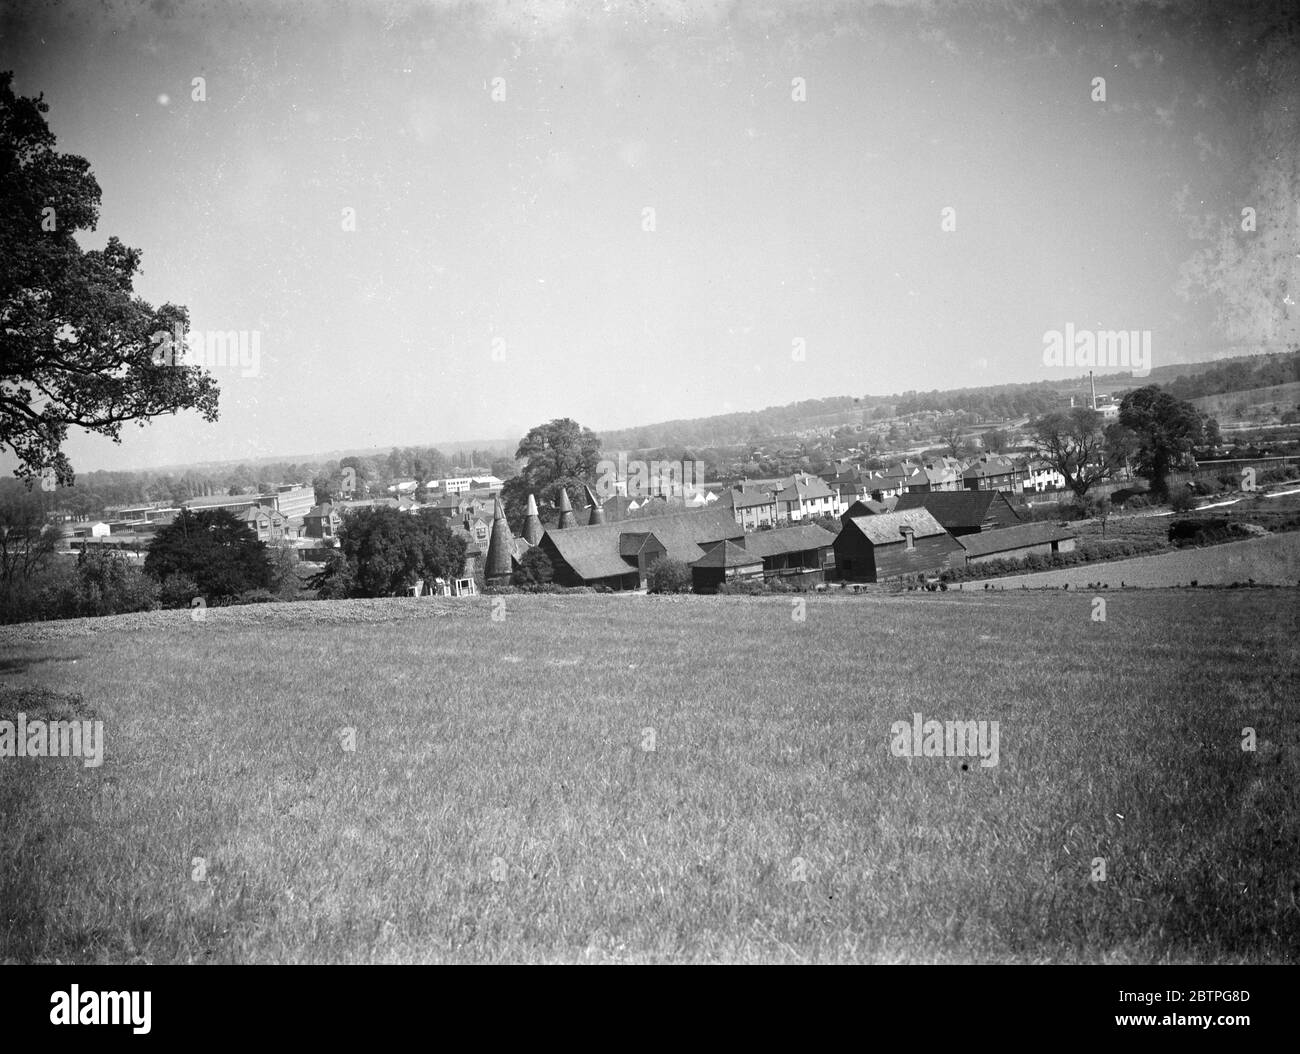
left=511, top=547, right=554, bottom=588
left=158, top=573, right=202, bottom=609
left=646, top=557, right=692, bottom=594
left=1169, top=489, right=1198, bottom=513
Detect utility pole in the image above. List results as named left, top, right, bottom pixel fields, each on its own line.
left=1089, top=370, right=1098, bottom=411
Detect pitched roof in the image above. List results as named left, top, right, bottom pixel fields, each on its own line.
left=692, top=539, right=762, bottom=569
left=844, top=508, right=948, bottom=545
left=618, top=532, right=663, bottom=557
left=776, top=473, right=834, bottom=501
left=719, top=487, right=778, bottom=510
left=894, top=490, right=1021, bottom=531
left=956, top=522, right=1076, bottom=558
left=543, top=504, right=743, bottom=582
left=963, top=457, right=1017, bottom=479
left=739, top=523, right=837, bottom=558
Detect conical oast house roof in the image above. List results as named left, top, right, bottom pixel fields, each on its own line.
left=484, top=497, right=514, bottom=582
left=557, top=487, right=577, bottom=530
left=523, top=493, right=544, bottom=545
left=585, top=484, right=605, bottom=525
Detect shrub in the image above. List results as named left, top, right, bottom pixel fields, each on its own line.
left=158, top=573, right=202, bottom=609
left=1169, top=489, right=1198, bottom=513
left=646, top=557, right=692, bottom=594
left=511, top=547, right=554, bottom=588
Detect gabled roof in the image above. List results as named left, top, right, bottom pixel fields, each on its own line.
left=843, top=508, right=948, bottom=545
left=719, top=487, right=778, bottom=510
left=618, top=532, right=663, bottom=557
left=739, top=523, right=837, bottom=558
left=963, top=457, right=1017, bottom=479
left=543, top=504, right=743, bottom=582
left=776, top=473, right=834, bottom=501
left=691, top=539, right=762, bottom=569
left=957, top=522, right=1075, bottom=558
left=894, top=490, right=1022, bottom=531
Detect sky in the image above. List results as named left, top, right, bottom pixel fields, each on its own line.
left=1, top=0, right=1296, bottom=473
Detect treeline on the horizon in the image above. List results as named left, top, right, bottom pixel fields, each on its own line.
left=1161, top=351, right=1299, bottom=402
left=0, top=444, right=514, bottom=519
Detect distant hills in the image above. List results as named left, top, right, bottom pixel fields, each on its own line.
left=598, top=352, right=1298, bottom=453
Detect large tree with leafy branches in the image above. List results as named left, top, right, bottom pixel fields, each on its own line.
left=1, top=71, right=219, bottom=488
left=1118, top=386, right=1205, bottom=498
left=499, top=418, right=602, bottom=528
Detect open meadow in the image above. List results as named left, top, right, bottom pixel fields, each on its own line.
left=1, top=590, right=1297, bottom=964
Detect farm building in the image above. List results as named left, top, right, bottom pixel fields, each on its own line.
left=957, top=522, right=1077, bottom=565
left=834, top=508, right=964, bottom=582
left=739, top=523, right=837, bottom=583
left=539, top=504, right=744, bottom=590
left=893, top=489, right=1023, bottom=536
left=690, top=540, right=764, bottom=592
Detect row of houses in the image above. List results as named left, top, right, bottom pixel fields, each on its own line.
left=710, top=453, right=1067, bottom=534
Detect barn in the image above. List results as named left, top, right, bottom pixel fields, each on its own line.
left=833, top=508, right=964, bottom=582
left=893, top=489, right=1023, bottom=536
left=956, top=522, right=1077, bottom=565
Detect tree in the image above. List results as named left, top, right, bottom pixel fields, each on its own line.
left=312, top=507, right=467, bottom=598
left=937, top=420, right=968, bottom=458
left=981, top=428, right=1009, bottom=454
left=499, top=418, right=602, bottom=527
left=74, top=548, right=159, bottom=616
left=0, top=491, right=60, bottom=587
left=143, top=508, right=273, bottom=599
left=1032, top=408, right=1114, bottom=498
left=0, top=72, right=219, bottom=486
left=1118, top=386, right=1205, bottom=499
left=1204, top=416, right=1222, bottom=449
left=511, top=546, right=553, bottom=588
left=490, top=456, right=518, bottom=481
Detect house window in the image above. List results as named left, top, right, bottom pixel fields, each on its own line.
left=902, top=527, right=915, bottom=551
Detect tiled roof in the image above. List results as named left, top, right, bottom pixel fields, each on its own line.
left=544, top=504, right=743, bottom=582
left=692, top=539, right=762, bottom=569
left=894, top=490, right=1020, bottom=530
left=957, top=522, right=1075, bottom=558
left=739, top=523, right=837, bottom=557
left=844, top=508, right=948, bottom=545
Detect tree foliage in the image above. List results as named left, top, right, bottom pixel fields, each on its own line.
left=1032, top=408, right=1115, bottom=497
left=311, top=507, right=467, bottom=598
left=143, top=508, right=273, bottom=598
left=0, top=71, right=219, bottom=486
left=511, top=545, right=553, bottom=588
left=1118, top=386, right=1205, bottom=498
left=499, top=418, right=602, bottom=528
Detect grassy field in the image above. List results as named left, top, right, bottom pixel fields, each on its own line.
left=971, top=532, right=1300, bottom=590
left=1, top=590, right=1297, bottom=964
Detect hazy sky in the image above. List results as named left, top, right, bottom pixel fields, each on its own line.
left=1, top=0, right=1295, bottom=472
